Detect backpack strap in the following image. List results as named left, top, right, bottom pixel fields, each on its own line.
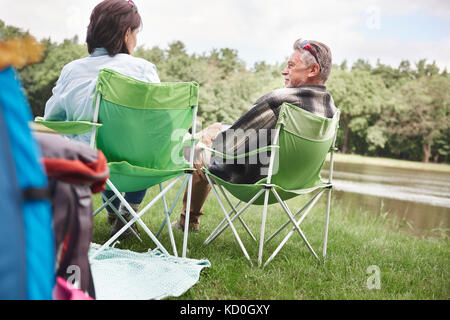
left=22, top=187, right=50, bottom=201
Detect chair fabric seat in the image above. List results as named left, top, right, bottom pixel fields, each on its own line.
left=108, top=161, right=194, bottom=192
left=202, top=168, right=330, bottom=205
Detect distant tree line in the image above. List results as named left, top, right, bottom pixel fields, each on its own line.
left=1, top=20, right=449, bottom=163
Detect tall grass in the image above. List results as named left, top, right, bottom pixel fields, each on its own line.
left=92, top=182, right=449, bottom=300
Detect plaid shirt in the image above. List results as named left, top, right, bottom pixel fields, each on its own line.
left=232, top=84, right=336, bottom=132
left=209, top=84, right=337, bottom=184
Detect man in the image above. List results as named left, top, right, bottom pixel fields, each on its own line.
left=173, top=38, right=337, bottom=232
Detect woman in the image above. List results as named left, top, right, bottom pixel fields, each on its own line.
left=44, top=0, right=159, bottom=238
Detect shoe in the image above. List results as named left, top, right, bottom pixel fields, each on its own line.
left=171, top=221, right=199, bottom=233
left=107, top=211, right=117, bottom=226
left=110, top=204, right=141, bottom=239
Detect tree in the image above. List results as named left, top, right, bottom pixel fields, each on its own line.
left=166, top=40, right=187, bottom=58
left=19, top=38, right=88, bottom=116
left=134, top=45, right=166, bottom=65
left=415, top=59, right=440, bottom=78
left=371, top=60, right=404, bottom=89
left=398, top=60, right=414, bottom=79
left=208, top=47, right=245, bottom=78
left=351, top=59, right=372, bottom=72
left=0, top=19, right=30, bottom=38
left=339, top=60, right=348, bottom=71
left=253, top=61, right=270, bottom=73
left=327, top=68, right=389, bottom=154
left=3, top=19, right=449, bottom=163
left=385, top=75, right=450, bottom=162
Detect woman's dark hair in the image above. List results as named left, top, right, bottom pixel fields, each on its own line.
left=86, top=0, right=142, bottom=56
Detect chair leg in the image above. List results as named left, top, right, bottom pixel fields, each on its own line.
left=182, top=173, right=193, bottom=258
left=128, top=177, right=182, bottom=255
left=205, top=174, right=253, bottom=266
left=323, top=187, right=332, bottom=259
left=156, top=174, right=189, bottom=237
left=263, top=190, right=326, bottom=267
left=91, top=178, right=183, bottom=260
left=265, top=189, right=325, bottom=245
left=217, top=184, right=256, bottom=242
left=258, top=189, right=270, bottom=267
left=204, top=188, right=264, bottom=245
left=96, top=193, right=142, bottom=242
left=93, top=193, right=117, bottom=217
left=160, top=183, right=178, bottom=257
left=272, top=189, right=319, bottom=261
left=204, top=201, right=242, bottom=245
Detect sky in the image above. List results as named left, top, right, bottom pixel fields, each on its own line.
left=2, top=0, right=450, bottom=70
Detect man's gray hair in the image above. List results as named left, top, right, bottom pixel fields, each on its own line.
left=293, top=38, right=332, bottom=83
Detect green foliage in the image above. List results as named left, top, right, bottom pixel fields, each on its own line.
left=0, top=20, right=88, bottom=115
left=351, top=58, right=372, bottom=72
left=0, top=20, right=30, bottom=38
left=208, top=47, right=245, bottom=77
left=134, top=45, right=165, bottom=65
left=19, top=38, right=88, bottom=115
left=365, top=125, right=387, bottom=151
left=327, top=68, right=390, bottom=154
left=382, top=75, right=450, bottom=162
left=328, top=59, right=449, bottom=162
left=2, top=19, right=449, bottom=163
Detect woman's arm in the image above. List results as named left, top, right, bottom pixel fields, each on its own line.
left=43, top=67, right=69, bottom=120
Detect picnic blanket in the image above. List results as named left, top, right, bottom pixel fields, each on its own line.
left=89, top=244, right=210, bottom=300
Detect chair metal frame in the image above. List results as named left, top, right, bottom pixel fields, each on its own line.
left=89, top=89, right=199, bottom=260
left=203, top=114, right=339, bottom=267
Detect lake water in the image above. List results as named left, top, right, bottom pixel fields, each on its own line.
left=321, top=161, right=450, bottom=238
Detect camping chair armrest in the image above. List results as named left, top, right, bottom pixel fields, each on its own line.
left=181, top=132, right=200, bottom=148
left=34, top=117, right=102, bottom=135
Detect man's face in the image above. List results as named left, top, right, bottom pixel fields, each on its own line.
left=281, top=50, right=311, bottom=88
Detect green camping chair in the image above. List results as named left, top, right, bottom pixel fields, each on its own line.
left=202, top=103, right=340, bottom=267
left=36, top=68, right=200, bottom=259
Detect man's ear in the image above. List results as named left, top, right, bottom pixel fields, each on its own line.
left=308, top=63, right=320, bottom=78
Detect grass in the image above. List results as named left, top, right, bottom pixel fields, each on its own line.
left=327, top=153, right=450, bottom=173
left=92, top=179, right=450, bottom=300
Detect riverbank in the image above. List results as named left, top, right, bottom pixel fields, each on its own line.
left=323, top=152, right=450, bottom=239
left=326, top=153, right=450, bottom=173
left=92, top=185, right=450, bottom=300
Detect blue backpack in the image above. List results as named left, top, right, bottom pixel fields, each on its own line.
left=0, top=66, right=55, bottom=300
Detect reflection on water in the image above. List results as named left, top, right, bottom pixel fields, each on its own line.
left=321, top=161, right=450, bottom=238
